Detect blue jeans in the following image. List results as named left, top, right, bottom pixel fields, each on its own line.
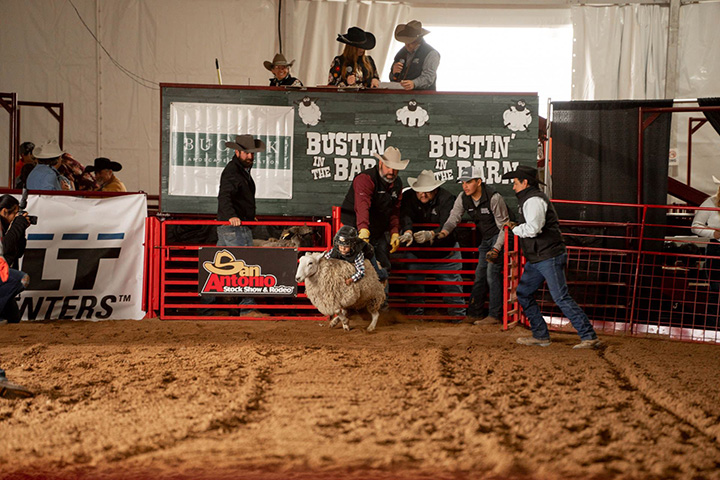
left=469, top=235, right=503, bottom=319
left=0, top=269, right=27, bottom=322
left=516, top=253, right=597, bottom=341
left=405, top=247, right=466, bottom=316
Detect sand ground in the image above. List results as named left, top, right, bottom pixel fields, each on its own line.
left=1, top=314, right=719, bottom=480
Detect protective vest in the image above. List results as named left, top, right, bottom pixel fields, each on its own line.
left=461, top=184, right=501, bottom=241
left=393, top=40, right=437, bottom=91
left=340, top=167, right=402, bottom=238
left=516, top=186, right=565, bottom=263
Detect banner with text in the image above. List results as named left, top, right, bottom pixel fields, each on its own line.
left=18, top=194, right=147, bottom=321
left=169, top=102, right=294, bottom=199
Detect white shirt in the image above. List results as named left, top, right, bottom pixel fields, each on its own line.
left=512, top=196, right=548, bottom=238
left=691, top=196, right=720, bottom=239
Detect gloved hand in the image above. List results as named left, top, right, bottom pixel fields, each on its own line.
left=0, top=257, right=8, bottom=283
left=398, top=230, right=413, bottom=246
left=486, top=247, right=501, bottom=264
left=390, top=233, right=401, bottom=253
left=358, top=228, right=371, bottom=243
left=504, top=221, right=518, bottom=230
left=413, top=230, right=435, bottom=244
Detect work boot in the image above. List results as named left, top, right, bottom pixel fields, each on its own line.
left=473, top=316, right=500, bottom=326
left=0, top=377, right=33, bottom=399
left=463, top=315, right=482, bottom=324
left=516, top=336, right=551, bottom=347
left=573, top=338, right=602, bottom=349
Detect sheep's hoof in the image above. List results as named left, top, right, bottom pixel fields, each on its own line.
left=329, top=317, right=339, bottom=328
left=342, top=324, right=350, bottom=331
left=367, top=325, right=376, bottom=332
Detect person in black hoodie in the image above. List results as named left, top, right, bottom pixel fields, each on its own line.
left=502, top=165, right=601, bottom=349
left=398, top=170, right=465, bottom=319
left=0, top=195, right=30, bottom=269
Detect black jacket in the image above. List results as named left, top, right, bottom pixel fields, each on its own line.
left=516, top=186, right=565, bottom=263
left=217, top=155, right=256, bottom=222
left=400, top=187, right=457, bottom=258
left=1, top=215, right=30, bottom=268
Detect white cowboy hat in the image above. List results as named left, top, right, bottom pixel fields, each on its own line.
left=33, top=140, right=65, bottom=159
left=713, top=175, right=720, bottom=184
left=408, top=169, right=445, bottom=193
left=373, top=146, right=409, bottom=170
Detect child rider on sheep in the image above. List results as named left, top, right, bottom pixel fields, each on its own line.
left=324, top=226, right=388, bottom=285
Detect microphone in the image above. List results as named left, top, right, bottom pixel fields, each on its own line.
left=392, top=58, right=405, bottom=81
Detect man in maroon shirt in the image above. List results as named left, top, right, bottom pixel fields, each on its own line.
left=340, top=146, right=408, bottom=271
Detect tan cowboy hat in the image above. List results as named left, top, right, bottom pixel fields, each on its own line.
left=394, top=20, right=430, bottom=44
left=373, top=146, right=409, bottom=170
left=33, top=140, right=65, bottom=159
left=408, top=169, right=445, bottom=193
left=224, top=134, right=266, bottom=153
left=264, top=53, right=295, bottom=71
left=713, top=175, right=720, bottom=184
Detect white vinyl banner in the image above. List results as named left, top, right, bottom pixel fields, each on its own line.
left=169, top=102, right=294, bottom=199
left=18, top=194, right=147, bottom=321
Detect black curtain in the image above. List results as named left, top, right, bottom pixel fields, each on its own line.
left=697, top=97, right=720, bottom=136
left=550, top=100, right=673, bottom=250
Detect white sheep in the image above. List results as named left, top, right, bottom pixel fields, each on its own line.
left=296, top=96, right=322, bottom=126
left=295, top=251, right=385, bottom=332
left=503, top=99, right=532, bottom=132
left=396, top=99, right=429, bottom=127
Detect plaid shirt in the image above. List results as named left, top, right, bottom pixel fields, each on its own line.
left=323, top=248, right=365, bottom=282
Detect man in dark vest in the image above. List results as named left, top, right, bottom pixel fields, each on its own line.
left=398, top=170, right=465, bottom=320
left=438, top=166, right=510, bottom=325
left=341, top=146, right=408, bottom=272
left=389, top=20, right=440, bottom=91
left=502, top=165, right=601, bottom=349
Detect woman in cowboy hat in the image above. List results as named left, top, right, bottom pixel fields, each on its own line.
left=264, top=53, right=303, bottom=87
left=390, top=20, right=440, bottom=91
left=692, top=175, right=720, bottom=292
left=328, top=27, right=380, bottom=88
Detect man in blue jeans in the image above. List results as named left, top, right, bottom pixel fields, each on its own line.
left=502, top=165, right=601, bottom=349
left=209, top=134, right=268, bottom=317
left=438, top=166, right=510, bottom=325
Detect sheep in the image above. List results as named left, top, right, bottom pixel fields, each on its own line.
left=503, top=99, right=532, bottom=132
left=295, top=251, right=385, bottom=332
left=295, top=96, right=322, bottom=126
left=253, top=225, right=315, bottom=248
left=396, top=99, right=429, bottom=127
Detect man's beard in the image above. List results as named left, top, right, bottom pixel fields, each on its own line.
left=380, top=174, right=396, bottom=184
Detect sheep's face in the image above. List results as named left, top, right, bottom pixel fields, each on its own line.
left=295, top=253, right=320, bottom=282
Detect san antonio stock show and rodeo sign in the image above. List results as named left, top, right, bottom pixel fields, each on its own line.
left=160, top=85, right=539, bottom=216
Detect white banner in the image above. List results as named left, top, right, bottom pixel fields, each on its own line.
left=18, top=194, right=147, bottom=321
left=169, top=102, right=294, bottom=199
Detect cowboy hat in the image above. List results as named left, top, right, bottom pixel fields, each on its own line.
left=224, top=134, right=266, bottom=153
left=264, top=53, right=295, bottom=71
left=373, top=146, right=409, bottom=171
left=337, top=27, right=376, bottom=50
left=456, top=166, right=483, bottom=183
left=713, top=175, right=720, bottom=184
left=408, top=169, right=445, bottom=192
left=85, top=157, right=122, bottom=173
left=394, top=20, right=430, bottom=44
left=501, top=165, right=546, bottom=185
left=33, top=140, right=65, bottom=159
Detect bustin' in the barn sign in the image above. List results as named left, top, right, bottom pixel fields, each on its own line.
left=160, top=85, right=538, bottom=216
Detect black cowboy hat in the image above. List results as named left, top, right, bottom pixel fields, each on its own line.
left=85, top=157, right=122, bottom=173
left=224, top=134, right=266, bottom=153
left=501, top=165, right=545, bottom=185
left=337, top=27, right=376, bottom=50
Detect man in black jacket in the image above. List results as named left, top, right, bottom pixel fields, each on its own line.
left=389, top=20, right=440, bottom=91
left=398, top=170, right=465, bottom=319
left=502, top=166, right=600, bottom=349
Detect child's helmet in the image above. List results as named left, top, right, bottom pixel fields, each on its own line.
left=334, top=225, right=359, bottom=247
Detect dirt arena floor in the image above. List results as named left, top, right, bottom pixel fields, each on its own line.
left=1, top=314, right=720, bottom=480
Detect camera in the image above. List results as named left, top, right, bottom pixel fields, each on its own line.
left=19, top=188, right=38, bottom=225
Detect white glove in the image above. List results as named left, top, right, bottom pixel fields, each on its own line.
left=398, top=230, right=413, bottom=246
left=413, top=230, right=435, bottom=244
